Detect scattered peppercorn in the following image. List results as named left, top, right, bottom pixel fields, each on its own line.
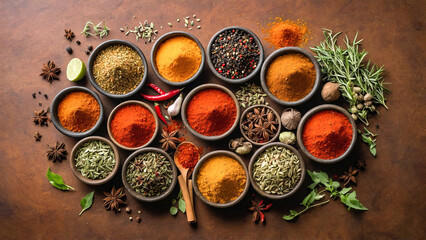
left=32, top=93, right=36, bottom=98
left=66, top=46, right=73, bottom=54
left=38, top=91, right=41, bottom=95
left=136, top=216, right=141, bottom=223
left=88, top=45, right=93, bottom=51
left=39, top=103, right=42, bottom=106
left=85, top=50, right=90, bottom=55
left=125, top=207, right=132, bottom=213
left=44, top=94, right=48, bottom=99
left=129, top=217, right=133, bottom=221
left=76, top=40, right=81, bottom=45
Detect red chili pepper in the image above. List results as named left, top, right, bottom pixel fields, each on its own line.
left=262, top=203, right=273, bottom=210
left=154, top=102, right=168, bottom=126
left=258, top=200, right=264, bottom=206
left=259, top=211, right=265, bottom=223
left=146, top=83, right=166, bottom=95
left=140, top=88, right=183, bottom=101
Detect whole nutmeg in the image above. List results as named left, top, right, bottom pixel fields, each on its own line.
left=281, top=108, right=301, bottom=130
left=321, top=82, right=340, bottom=102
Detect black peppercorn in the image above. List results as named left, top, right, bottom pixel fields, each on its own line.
left=76, top=40, right=81, bottom=45
left=87, top=45, right=93, bottom=51
left=44, top=94, right=48, bottom=99
left=85, top=50, right=90, bottom=55
left=66, top=46, right=73, bottom=54
left=32, top=93, right=36, bottom=98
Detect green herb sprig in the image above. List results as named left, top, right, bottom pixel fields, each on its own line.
left=81, top=21, right=110, bottom=39
left=360, top=127, right=377, bottom=156
left=311, top=29, right=389, bottom=126
left=169, top=191, right=186, bottom=216
left=283, top=170, right=367, bottom=221
left=79, top=191, right=94, bottom=216
left=46, top=168, right=75, bottom=191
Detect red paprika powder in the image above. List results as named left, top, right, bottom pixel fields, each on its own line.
left=176, top=142, right=199, bottom=169
left=302, top=110, right=353, bottom=159
left=110, top=104, right=156, bottom=148
left=186, top=89, right=237, bottom=136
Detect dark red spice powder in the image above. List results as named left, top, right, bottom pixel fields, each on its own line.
left=176, top=142, right=199, bottom=169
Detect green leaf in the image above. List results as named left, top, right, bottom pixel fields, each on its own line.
left=317, top=172, right=330, bottom=185
left=339, top=187, right=352, bottom=195
left=170, top=206, right=178, bottom=215
left=178, top=199, right=186, bottom=213
left=171, top=199, right=176, bottom=205
left=177, top=190, right=182, bottom=199
left=290, top=210, right=298, bottom=215
left=283, top=210, right=298, bottom=221
left=79, top=191, right=94, bottom=216
left=341, top=191, right=368, bottom=211
left=315, top=194, right=325, bottom=200
left=332, top=181, right=340, bottom=189
left=46, top=168, right=75, bottom=191
left=370, top=147, right=377, bottom=157
left=301, top=190, right=316, bottom=207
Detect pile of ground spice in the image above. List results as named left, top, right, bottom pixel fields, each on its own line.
left=262, top=17, right=309, bottom=49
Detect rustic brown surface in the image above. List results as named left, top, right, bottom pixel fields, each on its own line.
left=0, top=0, right=425, bottom=239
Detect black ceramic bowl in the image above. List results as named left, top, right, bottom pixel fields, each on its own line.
left=249, top=142, right=306, bottom=200
left=122, top=147, right=177, bottom=202
left=206, top=26, right=264, bottom=84
left=192, top=150, right=250, bottom=208
left=87, top=39, right=148, bottom=99
left=50, top=86, right=104, bottom=138
left=296, top=104, right=357, bottom=164
left=181, top=83, right=240, bottom=141
left=151, top=31, right=205, bottom=86
left=260, top=47, right=321, bottom=106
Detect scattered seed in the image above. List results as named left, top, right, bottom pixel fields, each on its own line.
left=87, top=45, right=93, bottom=51
left=185, top=16, right=190, bottom=19
left=125, top=207, right=132, bottom=213
left=85, top=50, right=90, bottom=55
left=76, top=40, right=81, bottom=45
left=196, top=19, right=201, bottom=22
left=38, top=92, right=41, bottom=95
left=184, top=23, right=188, bottom=28
left=32, top=93, right=36, bottom=98
left=129, top=217, right=133, bottom=221
left=44, top=94, right=48, bottom=99
left=138, top=210, right=141, bottom=214
left=160, top=26, right=163, bottom=29
left=120, top=28, right=124, bottom=32
left=189, top=28, right=192, bottom=30
left=168, top=23, right=172, bottom=27
left=197, top=26, right=201, bottom=29
left=177, top=19, right=180, bottom=22
left=136, top=216, right=141, bottom=223
left=66, top=46, right=73, bottom=54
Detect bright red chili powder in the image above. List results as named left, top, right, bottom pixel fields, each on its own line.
left=176, top=142, right=199, bottom=169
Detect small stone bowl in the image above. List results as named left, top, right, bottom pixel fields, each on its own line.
left=107, top=100, right=159, bottom=151
left=50, top=86, right=104, bottom=138
left=70, top=136, right=120, bottom=186
left=260, top=47, right=321, bottom=106
left=296, top=104, right=357, bottom=164
left=239, top=104, right=282, bottom=146
left=87, top=39, right=148, bottom=99
left=192, top=150, right=250, bottom=208
left=181, top=83, right=240, bottom=141
left=206, top=26, right=264, bottom=84
left=122, top=147, right=177, bottom=202
left=151, top=31, right=205, bottom=86
left=249, top=142, right=306, bottom=200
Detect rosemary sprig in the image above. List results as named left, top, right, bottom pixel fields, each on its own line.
left=311, top=29, right=389, bottom=126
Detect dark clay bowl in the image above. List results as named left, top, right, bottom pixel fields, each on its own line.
left=249, top=142, right=306, bottom=200
left=107, top=100, right=159, bottom=151
left=206, top=26, right=264, bottom=84
left=70, top=136, right=120, bottom=186
left=181, top=83, right=240, bottom=141
left=260, top=47, right=321, bottom=106
left=296, top=104, right=357, bottom=164
left=122, top=147, right=177, bottom=202
left=192, top=150, right=250, bottom=208
left=50, top=86, right=104, bottom=138
left=239, top=104, right=282, bottom=146
left=151, top=31, right=205, bottom=86
left=87, top=39, right=148, bottom=99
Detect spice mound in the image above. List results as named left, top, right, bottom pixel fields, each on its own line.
left=57, top=91, right=100, bottom=132
left=186, top=89, right=237, bottom=136
left=253, top=146, right=301, bottom=195
left=176, top=142, right=199, bottom=169
left=302, top=110, right=353, bottom=159
left=126, top=152, right=173, bottom=197
left=210, top=29, right=260, bottom=79
left=110, top=104, right=156, bottom=148
left=155, top=36, right=201, bottom=82
left=74, top=140, right=115, bottom=180
left=196, top=155, right=246, bottom=203
left=93, top=44, right=144, bottom=95
left=262, top=17, right=309, bottom=49
left=266, top=53, right=315, bottom=102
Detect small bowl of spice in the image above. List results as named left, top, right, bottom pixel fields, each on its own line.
left=207, top=26, right=264, bottom=84
left=107, top=100, right=159, bottom=151
left=50, top=86, right=104, bottom=138
left=122, top=147, right=177, bottom=202
left=70, top=136, right=119, bottom=185
left=192, top=150, right=249, bottom=208
left=249, top=142, right=306, bottom=200
left=181, top=83, right=240, bottom=141
left=297, top=104, right=357, bottom=164
left=260, top=47, right=321, bottom=106
left=151, top=31, right=205, bottom=86
left=87, top=39, right=148, bottom=98
left=240, top=104, right=281, bottom=146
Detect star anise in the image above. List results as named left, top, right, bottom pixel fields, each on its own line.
left=249, top=199, right=272, bottom=223
left=40, top=61, right=61, bottom=83
left=33, top=109, right=49, bottom=126
left=34, top=131, right=42, bottom=141
left=103, top=186, right=126, bottom=213
left=159, top=129, right=180, bottom=151
left=357, top=159, right=367, bottom=170
left=247, top=107, right=266, bottom=124
left=64, top=29, right=75, bottom=41
left=46, top=141, right=67, bottom=163
left=253, top=121, right=274, bottom=142
left=340, top=166, right=359, bottom=186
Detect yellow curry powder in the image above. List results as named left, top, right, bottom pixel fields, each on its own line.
left=155, top=36, right=201, bottom=82
left=266, top=53, right=315, bottom=102
left=196, top=155, right=246, bottom=204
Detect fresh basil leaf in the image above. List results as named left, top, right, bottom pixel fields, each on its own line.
left=339, top=187, right=352, bottom=195
left=308, top=182, right=318, bottom=189
left=301, top=192, right=312, bottom=207
left=341, top=191, right=368, bottom=211
left=178, top=199, right=186, bottom=213
left=283, top=211, right=298, bottom=221
left=317, top=172, right=330, bottom=185
left=46, top=168, right=75, bottom=191
left=370, top=147, right=377, bottom=157
left=170, top=206, right=178, bottom=215
left=315, top=194, right=324, bottom=200
left=290, top=210, right=298, bottom=215
left=79, top=191, right=94, bottom=216
left=332, top=181, right=340, bottom=189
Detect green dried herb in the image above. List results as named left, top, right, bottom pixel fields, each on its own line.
left=81, top=21, right=110, bottom=39
left=253, top=146, right=301, bottom=195
left=79, top=191, right=94, bottom=216
left=123, top=20, right=158, bottom=43
left=126, top=152, right=173, bottom=197
left=46, top=168, right=75, bottom=191
left=235, top=83, right=268, bottom=108
left=360, top=127, right=377, bottom=156
left=74, top=140, right=116, bottom=180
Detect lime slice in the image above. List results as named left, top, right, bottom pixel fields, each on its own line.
left=67, top=58, right=86, bottom=82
